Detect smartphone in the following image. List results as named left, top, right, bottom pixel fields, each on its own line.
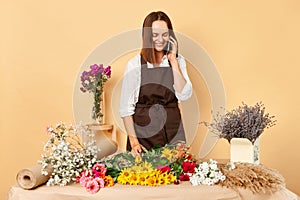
left=164, top=41, right=172, bottom=52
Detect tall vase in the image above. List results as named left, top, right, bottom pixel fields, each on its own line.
left=87, top=124, right=118, bottom=159
left=93, top=91, right=105, bottom=125
left=230, top=137, right=260, bottom=164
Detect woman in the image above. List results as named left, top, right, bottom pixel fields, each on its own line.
left=120, top=11, right=192, bottom=155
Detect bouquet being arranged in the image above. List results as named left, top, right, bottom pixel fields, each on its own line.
left=100, top=142, right=227, bottom=186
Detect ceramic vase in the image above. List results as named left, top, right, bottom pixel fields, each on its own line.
left=230, top=137, right=260, bottom=164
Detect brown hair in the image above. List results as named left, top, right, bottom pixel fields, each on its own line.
left=141, top=11, right=177, bottom=64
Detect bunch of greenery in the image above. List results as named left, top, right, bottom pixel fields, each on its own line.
left=202, top=102, right=276, bottom=143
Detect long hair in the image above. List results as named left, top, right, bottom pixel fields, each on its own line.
left=141, top=11, right=177, bottom=64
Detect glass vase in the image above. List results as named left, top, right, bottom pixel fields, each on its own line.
left=92, top=91, right=105, bottom=125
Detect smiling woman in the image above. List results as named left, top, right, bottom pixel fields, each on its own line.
left=119, top=11, right=193, bottom=155
left=72, top=16, right=225, bottom=161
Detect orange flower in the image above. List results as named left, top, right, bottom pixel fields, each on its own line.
left=104, top=175, right=114, bottom=187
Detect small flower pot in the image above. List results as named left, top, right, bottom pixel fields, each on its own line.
left=230, top=137, right=260, bottom=164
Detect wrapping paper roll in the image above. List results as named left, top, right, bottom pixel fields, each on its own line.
left=16, top=164, right=53, bottom=190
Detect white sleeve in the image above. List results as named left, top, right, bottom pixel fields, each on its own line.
left=119, top=57, right=141, bottom=117
left=175, top=55, right=193, bottom=101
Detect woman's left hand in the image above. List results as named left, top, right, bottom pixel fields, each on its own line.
left=167, top=36, right=177, bottom=62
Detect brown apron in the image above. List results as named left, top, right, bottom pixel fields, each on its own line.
left=127, top=55, right=186, bottom=151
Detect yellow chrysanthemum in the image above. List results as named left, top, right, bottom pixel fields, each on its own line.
left=128, top=173, right=139, bottom=185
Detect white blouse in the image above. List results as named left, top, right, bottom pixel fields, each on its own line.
left=120, top=54, right=193, bottom=117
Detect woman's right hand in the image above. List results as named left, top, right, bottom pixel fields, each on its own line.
left=131, top=143, right=143, bottom=156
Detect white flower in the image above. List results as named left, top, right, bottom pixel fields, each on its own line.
left=189, top=159, right=226, bottom=186
left=40, top=122, right=99, bottom=187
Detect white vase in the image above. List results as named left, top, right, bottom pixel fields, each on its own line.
left=230, top=137, right=260, bottom=164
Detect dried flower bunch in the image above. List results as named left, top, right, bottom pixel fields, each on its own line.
left=218, top=162, right=285, bottom=193
left=203, top=102, right=276, bottom=143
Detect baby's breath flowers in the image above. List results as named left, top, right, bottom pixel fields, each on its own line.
left=39, top=122, right=98, bottom=187
left=203, top=102, right=276, bottom=143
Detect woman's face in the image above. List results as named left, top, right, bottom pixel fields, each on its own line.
left=152, top=20, right=169, bottom=52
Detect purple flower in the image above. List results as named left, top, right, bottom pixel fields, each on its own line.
left=80, top=87, right=87, bottom=92
left=104, top=66, right=111, bottom=77
left=90, top=64, right=104, bottom=76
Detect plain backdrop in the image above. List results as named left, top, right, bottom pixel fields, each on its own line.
left=1, top=0, right=300, bottom=199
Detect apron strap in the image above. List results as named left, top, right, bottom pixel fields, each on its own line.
left=140, top=54, right=172, bottom=67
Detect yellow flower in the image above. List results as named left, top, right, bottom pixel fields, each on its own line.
left=140, top=161, right=153, bottom=172
left=117, top=161, right=176, bottom=186
left=135, top=155, right=142, bottom=163
left=161, top=148, right=173, bottom=160
left=146, top=176, right=156, bottom=186
left=128, top=173, right=139, bottom=185
left=138, top=173, right=148, bottom=186
left=117, top=169, right=132, bottom=185
left=166, top=173, right=176, bottom=183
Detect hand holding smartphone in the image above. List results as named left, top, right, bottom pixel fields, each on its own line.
left=164, top=36, right=178, bottom=58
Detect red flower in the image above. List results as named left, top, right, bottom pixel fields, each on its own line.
left=157, top=165, right=171, bottom=173
left=182, top=162, right=197, bottom=173
left=179, top=174, right=190, bottom=181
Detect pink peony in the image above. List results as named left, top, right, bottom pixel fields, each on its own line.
left=86, top=179, right=100, bottom=194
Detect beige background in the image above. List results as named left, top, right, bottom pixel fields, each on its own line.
left=1, top=0, right=300, bottom=199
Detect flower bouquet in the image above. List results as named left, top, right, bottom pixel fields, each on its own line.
left=80, top=64, right=111, bottom=124
left=40, top=122, right=98, bottom=186
left=100, top=142, right=219, bottom=185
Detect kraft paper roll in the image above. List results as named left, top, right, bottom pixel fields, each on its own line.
left=16, top=164, right=53, bottom=189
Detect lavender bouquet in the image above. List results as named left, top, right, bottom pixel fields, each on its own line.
left=202, top=102, right=276, bottom=144
left=80, top=64, right=111, bottom=124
